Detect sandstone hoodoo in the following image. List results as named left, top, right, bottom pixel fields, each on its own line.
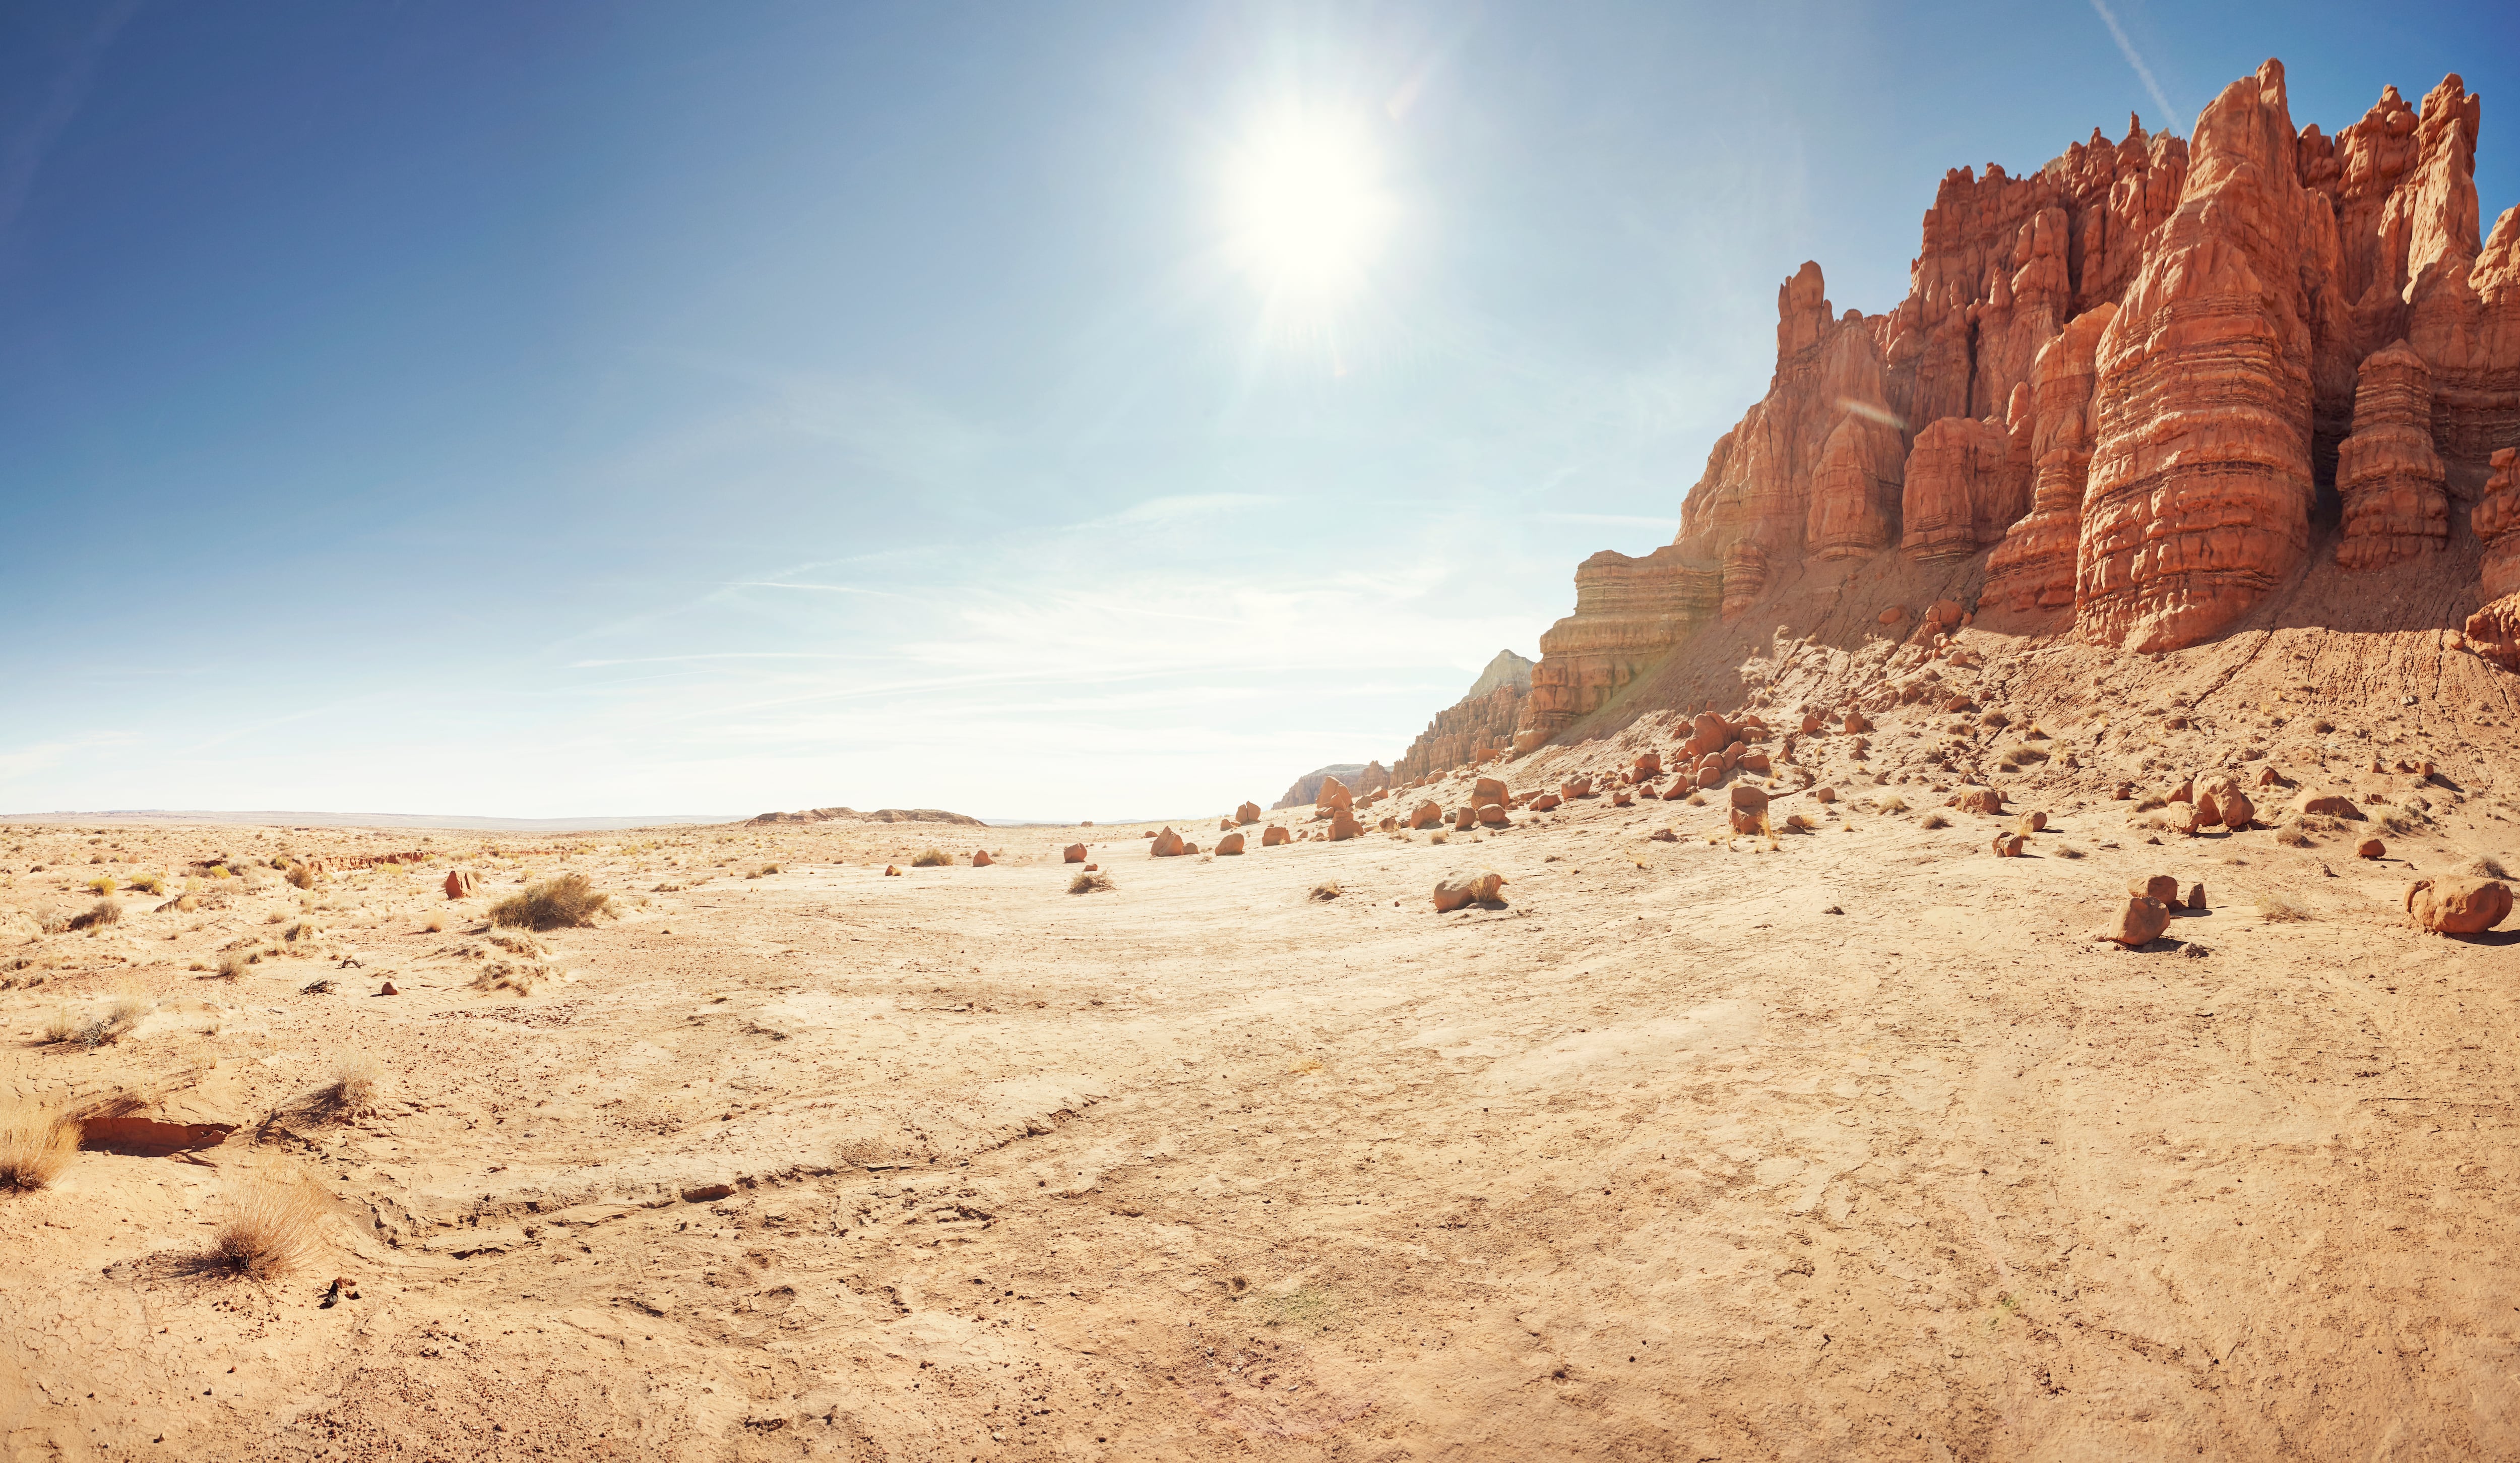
left=1481, top=59, right=2520, bottom=768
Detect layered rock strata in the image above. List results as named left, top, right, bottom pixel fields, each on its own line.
left=2335, top=340, right=2448, bottom=567
left=1500, top=58, right=2520, bottom=753
left=1395, top=652, right=1535, bottom=781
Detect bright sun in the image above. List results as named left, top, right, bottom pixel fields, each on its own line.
left=1222, top=111, right=1392, bottom=304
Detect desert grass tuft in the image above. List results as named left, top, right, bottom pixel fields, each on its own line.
left=2276, top=822, right=2315, bottom=848
left=487, top=873, right=608, bottom=931
left=2471, top=856, right=2511, bottom=879
left=0, top=1100, right=79, bottom=1193
left=2256, top=892, right=2313, bottom=923
left=208, top=1173, right=327, bottom=1279
left=1921, top=812, right=1950, bottom=830
left=86, top=875, right=115, bottom=895
left=310, top=1053, right=380, bottom=1119
left=286, top=863, right=316, bottom=890
left=216, top=951, right=250, bottom=981
left=68, top=898, right=121, bottom=932
left=129, top=872, right=163, bottom=896
left=1309, top=881, right=1342, bottom=901
left=909, top=848, right=951, bottom=868
left=1067, top=871, right=1114, bottom=895
left=1876, top=796, right=1909, bottom=814
left=423, top=914, right=445, bottom=933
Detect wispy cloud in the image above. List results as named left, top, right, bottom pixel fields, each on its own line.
left=2088, top=0, right=2183, bottom=134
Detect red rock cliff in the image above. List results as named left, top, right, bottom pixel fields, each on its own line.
left=1507, top=57, right=2519, bottom=749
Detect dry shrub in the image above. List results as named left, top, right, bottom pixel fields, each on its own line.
left=1921, top=813, right=1950, bottom=830
left=2004, top=744, right=2051, bottom=764
left=286, top=864, right=316, bottom=890
left=2471, top=856, right=2511, bottom=879
left=129, top=872, right=163, bottom=895
left=86, top=875, right=115, bottom=895
left=1067, top=871, right=1114, bottom=895
left=2056, top=844, right=2086, bottom=859
left=68, top=898, right=121, bottom=931
left=45, top=995, right=147, bottom=1049
left=2275, top=822, right=2315, bottom=847
left=0, top=1100, right=79, bottom=1193
left=2257, top=892, right=2312, bottom=923
left=216, top=952, right=249, bottom=981
left=1877, top=796, right=1909, bottom=814
left=1310, top=881, right=1342, bottom=901
left=209, top=1173, right=327, bottom=1279
left=488, top=873, right=608, bottom=931
left=312, top=1053, right=380, bottom=1119
left=1429, top=831, right=1450, bottom=844
left=423, top=914, right=445, bottom=933
left=1784, top=813, right=1819, bottom=833
left=909, top=848, right=951, bottom=868
left=470, top=961, right=540, bottom=995
left=2135, top=794, right=2169, bottom=812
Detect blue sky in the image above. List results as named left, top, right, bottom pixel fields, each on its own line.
left=3, top=1, right=2512, bottom=820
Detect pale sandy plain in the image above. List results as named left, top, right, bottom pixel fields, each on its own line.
left=5, top=605, right=2520, bottom=1461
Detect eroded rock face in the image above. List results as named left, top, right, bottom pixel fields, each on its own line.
left=1396, top=653, right=1534, bottom=780
left=1477, top=59, right=2520, bottom=769
left=2336, top=341, right=2448, bottom=567
left=2081, top=62, right=2325, bottom=651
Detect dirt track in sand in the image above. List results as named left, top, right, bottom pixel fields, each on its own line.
left=4, top=668, right=2518, bottom=1463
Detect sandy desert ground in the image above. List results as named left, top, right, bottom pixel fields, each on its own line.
left=6, top=605, right=2520, bottom=1462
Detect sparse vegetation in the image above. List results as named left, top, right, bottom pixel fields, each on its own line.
left=68, top=898, right=121, bottom=931
left=2276, top=822, right=2315, bottom=847
left=1877, top=796, right=1909, bottom=814
left=910, top=848, right=951, bottom=868
left=2471, top=856, right=2510, bottom=879
left=1310, top=881, right=1342, bottom=901
left=1921, top=813, right=1950, bottom=830
left=2257, top=892, right=2312, bottom=923
left=310, top=1053, right=380, bottom=1118
left=2056, top=845, right=2086, bottom=859
left=470, top=961, right=541, bottom=995
left=44, top=995, right=147, bottom=1049
left=488, top=873, right=608, bottom=931
left=1429, top=830, right=1450, bottom=844
left=1067, top=871, right=1114, bottom=895
left=287, top=863, right=316, bottom=890
left=129, top=872, right=162, bottom=895
left=86, top=875, right=115, bottom=895
left=2135, top=794, right=2169, bottom=812
left=424, top=914, right=445, bottom=933
left=217, top=952, right=249, bottom=981
left=0, top=1100, right=79, bottom=1193
left=209, top=1173, right=327, bottom=1279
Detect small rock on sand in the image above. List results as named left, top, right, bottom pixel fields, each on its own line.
left=2405, top=877, right=2513, bottom=934
left=1432, top=871, right=1506, bottom=912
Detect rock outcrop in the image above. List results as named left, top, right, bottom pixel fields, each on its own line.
left=2335, top=340, right=2449, bottom=566
left=1272, top=764, right=1387, bottom=811
left=1492, top=59, right=2520, bottom=757
left=1395, top=652, right=1536, bottom=779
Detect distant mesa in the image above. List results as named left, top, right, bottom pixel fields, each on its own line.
left=1271, top=762, right=1390, bottom=811
left=745, top=806, right=985, bottom=827
left=1394, top=650, right=1534, bottom=782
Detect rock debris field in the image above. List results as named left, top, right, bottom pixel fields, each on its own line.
left=5, top=627, right=2518, bottom=1460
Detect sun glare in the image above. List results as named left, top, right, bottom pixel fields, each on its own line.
left=1223, top=111, right=1392, bottom=304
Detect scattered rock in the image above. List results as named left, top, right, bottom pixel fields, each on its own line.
left=1844, top=710, right=1871, bottom=735
left=1262, top=826, right=1291, bottom=847
left=1063, top=844, right=1087, bottom=864
left=1612, top=791, right=1634, bottom=808
left=1216, top=832, right=1246, bottom=856
left=884, top=865, right=901, bottom=876
left=1948, top=788, right=2003, bottom=815
left=1235, top=802, right=1262, bottom=825
left=2104, top=897, right=2172, bottom=947
left=2023, top=810, right=2047, bottom=830
left=1991, top=833, right=2025, bottom=857
left=2218, top=792, right=2255, bottom=829
left=1812, top=786, right=1837, bottom=805
left=1473, top=777, right=1508, bottom=809
left=971, top=850, right=994, bottom=867
left=2405, top=877, right=2513, bottom=934
left=1329, top=809, right=1363, bottom=841
left=1316, top=777, right=1355, bottom=812
left=1409, top=801, right=1444, bottom=829
left=2185, top=882, right=2208, bottom=910
left=1432, top=871, right=1506, bottom=912
left=1562, top=776, right=1594, bottom=800
left=1150, top=828, right=1187, bottom=857
left=1878, top=605, right=1907, bottom=625
left=1650, top=829, right=1677, bottom=842
left=1529, top=794, right=1562, bottom=812
left=2129, top=874, right=2180, bottom=902
left=379, top=982, right=400, bottom=996
left=1634, top=751, right=1662, bottom=777
left=443, top=869, right=478, bottom=899
left=2299, top=792, right=2363, bottom=819
left=2358, top=837, right=2386, bottom=860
